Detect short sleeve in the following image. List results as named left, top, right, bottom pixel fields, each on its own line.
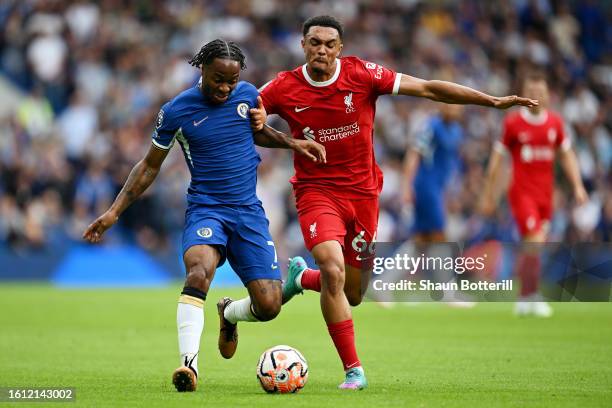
left=357, top=58, right=400, bottom=96
left=152, top=102, right=178, bottom=150
left=259, top=75, right=282, bottom=115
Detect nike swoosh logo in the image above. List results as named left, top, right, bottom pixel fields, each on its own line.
left=193, top=116, right=208, bottom=126
left=294, top=106, right=311, bottom=112
left=184, top=352, right=198, bottom=369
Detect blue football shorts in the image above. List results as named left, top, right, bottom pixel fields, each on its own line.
left=182, top=202, right=281, bottom=285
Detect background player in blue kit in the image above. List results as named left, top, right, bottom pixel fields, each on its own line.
left=402, top=104, right=464, bottom=242
left=82, top=40, right=325, bottom=392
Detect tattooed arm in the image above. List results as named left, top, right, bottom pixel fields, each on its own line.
left=83, top=144, right=170, bottom=243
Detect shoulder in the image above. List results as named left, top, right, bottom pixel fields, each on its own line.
left=260, top=69, right=298, bottom=92
left=167, top=86, right=200, bottom=113
left=236, top=81, right=258, bottom=94
left=342, top=55, right=368, bottom=69
left=339, top=56, right=397, bottom=91
left=340, top=56, right=369, bottom=76
left=430, top=116, right=449, bottom=136
left=504, top=110, right=521, bottom=126
left=343, top=55, right=392, bottom=74
left=235, top=81, right=259, bottom=99
left=547, top=110, right=564, bottom=125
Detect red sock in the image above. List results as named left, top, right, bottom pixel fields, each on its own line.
left=517, top=253, right=541, bottom=297
left=327, top=319, right=360, bottom=371
left=300, top=268, right=321, bottom=292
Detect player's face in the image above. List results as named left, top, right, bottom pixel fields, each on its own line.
left=302, top=26, right=343, bottom=75
left=201, top=58, right=240, bottom=104
left=522, top=79, right=549, bottom=111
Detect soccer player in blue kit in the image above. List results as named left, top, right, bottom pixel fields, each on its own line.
left=83, top=40, right=325, bottom=392
left=402, top=104, right=464, bottom=242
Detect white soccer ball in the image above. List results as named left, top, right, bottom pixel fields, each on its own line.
left=256, top=345, right=308, bottom=393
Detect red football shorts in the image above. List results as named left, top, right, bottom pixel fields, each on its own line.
left=509, top=191, right=552, bottom=237
left=294, top=188, right=379, bottom=269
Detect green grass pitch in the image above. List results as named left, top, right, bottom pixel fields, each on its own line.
left=0, top=284, right=611, bottom=407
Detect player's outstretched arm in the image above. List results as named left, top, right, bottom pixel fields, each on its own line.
left=559, top=148, right=588, bottom=206
left=480, top=148, right=505, bottom=217
left=397, top=74, right=539, bottom=109
left=82, top=145, right=169, bottom=243
left=253, top=125, right=326, bottom=163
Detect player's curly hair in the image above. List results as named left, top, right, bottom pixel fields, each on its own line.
left=188, top=39, right=246, bottom=70
left=303, top=15, right=344, bottom=40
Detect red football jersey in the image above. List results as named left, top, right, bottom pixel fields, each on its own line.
left=260, top=56, right=400, bottom=199
left=495, top=108, right=570, bottom=200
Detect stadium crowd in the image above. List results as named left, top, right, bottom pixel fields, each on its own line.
left=0, top=0, right=610, bottom=261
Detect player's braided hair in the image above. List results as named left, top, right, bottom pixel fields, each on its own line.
left=188, top=39, right=246, bottom=69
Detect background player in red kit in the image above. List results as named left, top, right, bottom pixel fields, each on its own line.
left=482, top=72, right=588, bottom=317
left=252, top=15, right=539, bottom=389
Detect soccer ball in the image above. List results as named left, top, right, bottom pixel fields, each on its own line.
left=256, top=345, right=308, bottom=393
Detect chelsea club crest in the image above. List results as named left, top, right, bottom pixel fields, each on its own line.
left=197, top=227, right=213, bottom=238
left=237, top=103, right=249, bottom=118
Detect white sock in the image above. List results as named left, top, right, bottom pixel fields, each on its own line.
left=177, top=296, right=204, bottom=376
left=223, top=297, right=259, bottom=324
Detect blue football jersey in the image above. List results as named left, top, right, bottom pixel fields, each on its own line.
left=413, top=115, right=463, bottom=190
left=152, top=82, right=261, bottom=206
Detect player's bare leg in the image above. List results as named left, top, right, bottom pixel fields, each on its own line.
left=343, top=264, right=370, bottom=307
left=173, top=244, right=219, bottom=392
left=314, top=241, right=351, bottom=323
left=515, top=228, right=551, bottom=317
left=217, top=279, right=282, bottom=359
left=312, top=240, right=367, bottom=390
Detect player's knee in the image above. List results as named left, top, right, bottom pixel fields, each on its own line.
left=185, top=265, right=211, bottom=290
left=319, top=260, right=345, bottom=296
left=253, top=298, right=281, bottom=321
left=184, top=252, right=215, bottom=290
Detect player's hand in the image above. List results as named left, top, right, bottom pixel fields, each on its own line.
left=574, top=186, right=589, bottom=206
left=493, top=95, right=539, bottom=109
left=82, top=211, right=118, bottom=243
left=250, top=96, right=267, bottom=132
left=292, top=139, right=326, bottom=163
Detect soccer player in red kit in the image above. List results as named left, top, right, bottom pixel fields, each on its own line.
left=251, top=15, right=538, bottom=389
left=482, top=72, right=588, bottom=317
